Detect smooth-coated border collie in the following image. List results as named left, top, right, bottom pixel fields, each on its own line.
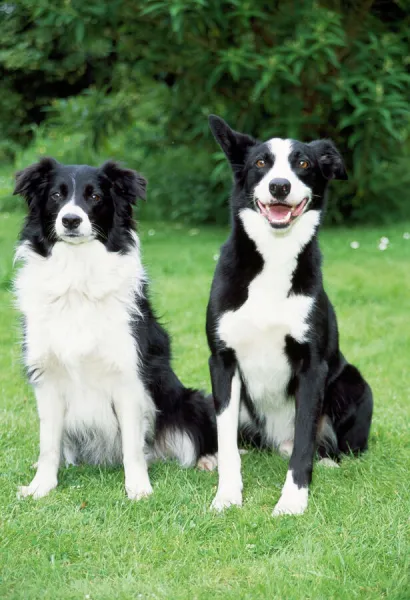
left=206, top=115, right=373, bottom=515
left=13, top=158, right=217, bottom=500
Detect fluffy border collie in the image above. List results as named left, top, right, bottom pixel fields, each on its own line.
left=13, top=158, right=217, bottom=500
left=206, top=116, right=373, bottom=515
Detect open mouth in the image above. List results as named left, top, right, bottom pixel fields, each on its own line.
left=257, top=197, right=309, bottom=228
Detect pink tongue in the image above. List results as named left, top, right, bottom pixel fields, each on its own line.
left=267, top=204, right=291, bottom=221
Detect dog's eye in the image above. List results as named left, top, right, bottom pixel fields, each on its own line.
left=91, top=193, right=101, bottom=202
left=51, top=192, right=62, bottom=200
left=256, top=159, right=266, bottom=168
left=299, top=160, right=309, bottom=169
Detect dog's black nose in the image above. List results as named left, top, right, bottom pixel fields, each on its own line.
left=62, top=214, right=82, bottom=230
left=269, top=178, right=291, bottom=198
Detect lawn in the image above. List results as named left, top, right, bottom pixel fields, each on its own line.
left=0, top=212, right=409, bottom=600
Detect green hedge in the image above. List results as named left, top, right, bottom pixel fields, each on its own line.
left=1, top=0, right=410, bottom=223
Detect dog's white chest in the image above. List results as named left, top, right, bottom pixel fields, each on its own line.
left=218, top=209, right=318, bottom=446
left=14, top=239, right=149, bottom=448
left=15, top=239, right=145, bottom=376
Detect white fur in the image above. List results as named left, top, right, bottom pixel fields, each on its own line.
left=318, top=457, right=339, bottom=468
left=254, top=139, right=312, bottom=207
left=211, top=370, right=243, bottom=511
left=272, top=469, right=308, bottom=516
left=18, top=378, right=64, bottom=499
left=15, top=233, right=156, bottom=499
left=153, top=430, right=197, bottom=468
left=218, top=207, right=320, bottom=449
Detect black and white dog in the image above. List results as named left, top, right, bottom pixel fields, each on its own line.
left=14, top=158, right=217, bottom=500
left=206, top=116, right=373, bottom=515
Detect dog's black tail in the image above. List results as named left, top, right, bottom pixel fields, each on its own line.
left=152, top=387, right=218, bottom=469
left=138, top=300, right=217, bottom=468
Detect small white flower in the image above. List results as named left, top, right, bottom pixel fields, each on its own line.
left=350, top=241, right=360, bottom=249
left=148, top=229, right=155, bottom=236
left=378, top=242, right=388, bottom=251
left=246, top=543, right=256, bottom=549
left=213, top=253, right=219, bottom=261
left=85, top=595, right=90, bottom=600
left=403, top=232, right=410, bottom=240
left=380, top=236, right=389, bottom=244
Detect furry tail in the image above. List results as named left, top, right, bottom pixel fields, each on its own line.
left=152, top=389, right=217, bottom=468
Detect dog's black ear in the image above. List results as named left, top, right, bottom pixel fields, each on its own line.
left=209, top=115, right=257, bottom=175
left=101, top=161, right=147, bottom=204
left=14, top=157, right=58, bottom=205
left=309, top=139, right=348, bottom=181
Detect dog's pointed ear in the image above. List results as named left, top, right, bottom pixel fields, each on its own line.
left=14, top=157, right=58, bottom=205
left=101, top=161, right=147, bottom=204
left=209, top=115, right=257, bottom=175
left=308, top=139, right=348, bottom=181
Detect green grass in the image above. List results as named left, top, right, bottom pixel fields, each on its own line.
left=0, top=213, right=409, bottom=600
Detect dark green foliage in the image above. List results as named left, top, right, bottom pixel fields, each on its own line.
left=1, top=0, right=410, bottom=223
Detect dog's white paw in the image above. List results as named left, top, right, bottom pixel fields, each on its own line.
left=272, top=470, right=308, bottom=516
left=17, top=476, right=57, bottom=499
left=197, top=454, right=218, bottom=471
left=318, top=457, right=339, bottom=468
left=126, top=483, right=153, bottom=501
left=272, top=494, right=308, bottom=516
left=210, top=487, right=242, bottom=511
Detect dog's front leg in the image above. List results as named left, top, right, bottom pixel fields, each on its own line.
left=209, top=352, right=243, bottom=511
left=18, top=380, right=65, bottom=499
left=113, top=380, right=153, bottom=501
left=273, top=363, right=327, bottom=516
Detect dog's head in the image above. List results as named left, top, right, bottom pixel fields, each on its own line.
left=209, top=115, right=347, bottom=231
left=14, top=158, right=146, bottom=252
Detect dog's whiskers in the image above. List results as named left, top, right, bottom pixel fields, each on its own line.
left=92, top=224, right=107, bottom=240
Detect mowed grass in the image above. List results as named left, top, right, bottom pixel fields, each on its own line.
left=0, top=212, right=409, bottom=600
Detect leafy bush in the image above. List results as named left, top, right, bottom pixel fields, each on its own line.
left=1, top=0, right=409, bottom=223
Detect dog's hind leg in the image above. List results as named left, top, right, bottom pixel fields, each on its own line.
left=322, top=363, right=373, bottom=457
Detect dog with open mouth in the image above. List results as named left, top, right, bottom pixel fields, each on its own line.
left=206, top=115, right=373, bottom=515
left=13, top=158, right=217, bottom=500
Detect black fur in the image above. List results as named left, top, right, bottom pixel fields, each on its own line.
left=207, top=115, right=373, bottom=505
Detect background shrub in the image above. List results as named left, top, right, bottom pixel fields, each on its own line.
left=1, top=0, right=409, bottom=223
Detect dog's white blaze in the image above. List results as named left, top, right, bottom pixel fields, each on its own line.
left=211, top=370, right=243, bottom=510
left=218, top=207, right=320, bottom=449
left=254, top=138, right=312, bottom=207
left=272, top=469, right=308, bottom=516
left=55, top=199, right=92, bottom=241
left=14, top=233, right=156, bottom=498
